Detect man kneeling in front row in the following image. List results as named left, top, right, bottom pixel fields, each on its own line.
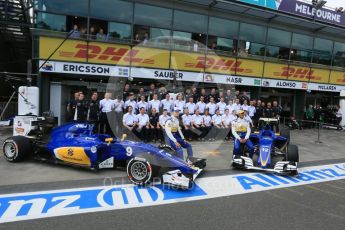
left=232, top=110, right=254, bottom=158
left=165, top=107, right=193, bottom=161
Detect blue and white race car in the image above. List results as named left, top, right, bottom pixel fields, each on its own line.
left=232, top=118, right=299, bottom=175
left=2, top=116, right=206, bottom=189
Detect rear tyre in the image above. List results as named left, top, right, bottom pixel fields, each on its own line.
left=127, top=158, right=153, bottom=186
left=280, top=128, right=290, bottom=143
left=286, top=144, right=299, bottom=163
left=3, top=136, right=31, bottom=162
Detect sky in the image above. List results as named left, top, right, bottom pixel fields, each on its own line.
left=323, top=0, right=345, bottom=8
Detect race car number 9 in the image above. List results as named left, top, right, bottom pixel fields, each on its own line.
left=126, top=147, right=133, bottom=156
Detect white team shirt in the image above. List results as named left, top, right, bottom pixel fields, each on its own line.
left=100, top=98, right=114, bottom=113
left=136, top=113, right=149, bottom=127
left=206, top=102, right=217, bottom=115
left=149, top=99, right=161, bottom=112
left=182, top=114, right=192, bottom=126
left=185, top=102, right=196, bottom=115
left=217, top=102, right=227, bottom=115
left=161, top=99, right=173, bottom=113
left=226, top=104, right=234, bottom=113
left=192, top=114, right=203, bottom=125
left=247, top=105, right=256, bottom=117
left=241, top=104, right=249, bottom=112
left=232, top=103, right=241, bottom=113
left=212, top=114, right=223, bottom=125
left=174, top=100, right=185, bottom=114
left=196, top=101, right=206, bottom=113
left=203, top=115, right=212, bottom=126
left=159, top=114, right=171, bottom=127
left=137, top=101, right=148, bottom=112
left=122, top=112, right=138, bottom=126
left=113, top=99, right=124, bottom=113
left=124, top=100, right=137, bottom=114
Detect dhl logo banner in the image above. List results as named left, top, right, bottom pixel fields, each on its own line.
left=39, top=37, right=169, bottom=68
left=329, top=71, right=345, bottom=84
left=170, top=51, right=205, bottom=72
left=264, top=63, right=331, bottom=83
left=237, top=59, right=264, bottom=77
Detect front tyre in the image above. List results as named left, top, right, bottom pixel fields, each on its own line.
left=3, top=136, right=31, bottom=162
left=127, top=158, right=153, bottom=186
left=286, top=144, right=299, bottom=163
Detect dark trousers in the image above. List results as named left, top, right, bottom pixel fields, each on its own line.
left=100, top=112, right=112, bottom=135
left=182, top=126, right=193, bottom=140
left=88, top=119, right=99, bottom=134
left=191, top=125, right=205, bottom=140
left=148, top=127, right=164, bottom=142
left=122, top=125, right=139, bottom=141
left=114, top=111, right=123, bottom=137
left=137, top=126, right=149, bottom=142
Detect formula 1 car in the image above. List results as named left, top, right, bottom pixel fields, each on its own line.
left=232, top=118, right=299, bottom=175
left=2, top=116, right=206, bottom=189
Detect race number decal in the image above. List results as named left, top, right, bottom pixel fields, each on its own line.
left=126, top=147, right=133, bottom=156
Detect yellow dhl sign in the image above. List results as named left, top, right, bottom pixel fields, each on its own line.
left=53, top=147, right=91, bottom=166
left=39, top=36, right=345, bottom=85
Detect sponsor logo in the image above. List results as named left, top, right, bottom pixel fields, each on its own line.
left=154, top=71, right=183, bottom=79
left=62, top=64, right=110, bottom=74
left=204, top=74, right=214, bottom=82
left=0, top=184, right=206, bottom=223
left=318, top=85, right=336, bottom=91
left=254, top=79, right=261, bottom=86
left=226, top=76, right=242, bottom=84
left=54, top=147, right=91, bottom=166
left=262, top=80, right=270, bottom=87
left=302, top=82, right=308, bottom=89
left=336, top=74, right=345, bottom=83
left=41, top=62, right=53, bottom=71
left=234, top=164, right=345, bottom=190
left=186, top=57, right=252, bottom=73
left=69, top=44, right=154, bottom=65
left=98, top=157, right=114, bottom=169
left=274, top=67, right=321, bottom=80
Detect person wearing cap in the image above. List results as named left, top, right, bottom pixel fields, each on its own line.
left=164, top=107, right=193, bottom=160
left=232, top=110, right=254, bottom=158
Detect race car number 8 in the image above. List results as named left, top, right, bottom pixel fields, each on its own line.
left=126, top=147, right=133, bottom=156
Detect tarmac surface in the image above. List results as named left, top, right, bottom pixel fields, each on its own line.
left=0, top=126, right=344, bottom=229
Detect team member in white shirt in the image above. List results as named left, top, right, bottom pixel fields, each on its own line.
left=222, top=108, right=237, bottom=140
left=185, top=97, right=196, bottom=115
left=244, top=110, right=254, bottom=128
left=136, top=107, right=150, bottom=142
left=226, top=99, right=234, bottom=114
left=191, top=109, right=205, bottom=141
left=206, top=97, right=217, bottom=116
left=202, top=109, right=212, bottom=141
left=174, top=94, right=185, bottom=116
left=247, top=100, right=256, bottom=119
left=241, top=99, right=249, bottom=112
left=196, top=95, right=206, bottom=115
left=149, top=94, right=161, bottom=113
left=99, top=92, right=115, bottom=135
left=217, top=97, right=227, bottom=115
left=137, top=95, right=148, bottom=113
left=124, top=93, right=137, bottom=114
left=161, top=94, right=173, bottom=114
left=181, top=108, right=193, bottom=141
left=232, top=98, right=242, bottom=114
left=158, top=109, right=171, bottom=143
left=211, top=109, right=226, bottom=141
left=122, top=105, right=139, bottom=139
left=113, top=95, right=124, bottom=137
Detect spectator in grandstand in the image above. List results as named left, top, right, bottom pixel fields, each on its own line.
left=206, top=97, right=217, bottom=116
left=96, top=28, right=107, bottom=41
left=185, top=97, right=196, bottom=115
left=136, top=107, right=150, bottom=142
left=182, top=108, right=193, bottom=141
left=196, top=95, right=206, bottom=115
left=217, top=97, right=227, bottom=115
left=191, top=109, right=205, bottom=141
left=134, top=33, right=141, bottom=43
left=69, top=24, right=80, bottom=38
left=143, top=32, right=149, bottom=45
left=88, top=26, right=96, bottom=39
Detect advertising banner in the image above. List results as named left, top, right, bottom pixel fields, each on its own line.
left=235, top=0, right=279, bottom=9
left=329, top=71, right=345, bottom=85
left=131, top=67, right=204, bottom=82
left=39, top=61, right=130, bottom=77
left=278, top=0, right=345, bottom=28
left=40, top=37, right=169, bottom=68
left=263, top=62, right=289, bottom=80
left=170, top=51, right=205, bottom=72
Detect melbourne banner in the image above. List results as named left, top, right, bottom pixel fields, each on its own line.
left=236, top=0, right=344, bottom=28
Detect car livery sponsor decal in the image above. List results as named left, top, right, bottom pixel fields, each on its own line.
left=0, top=163, right=344, bottom=223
